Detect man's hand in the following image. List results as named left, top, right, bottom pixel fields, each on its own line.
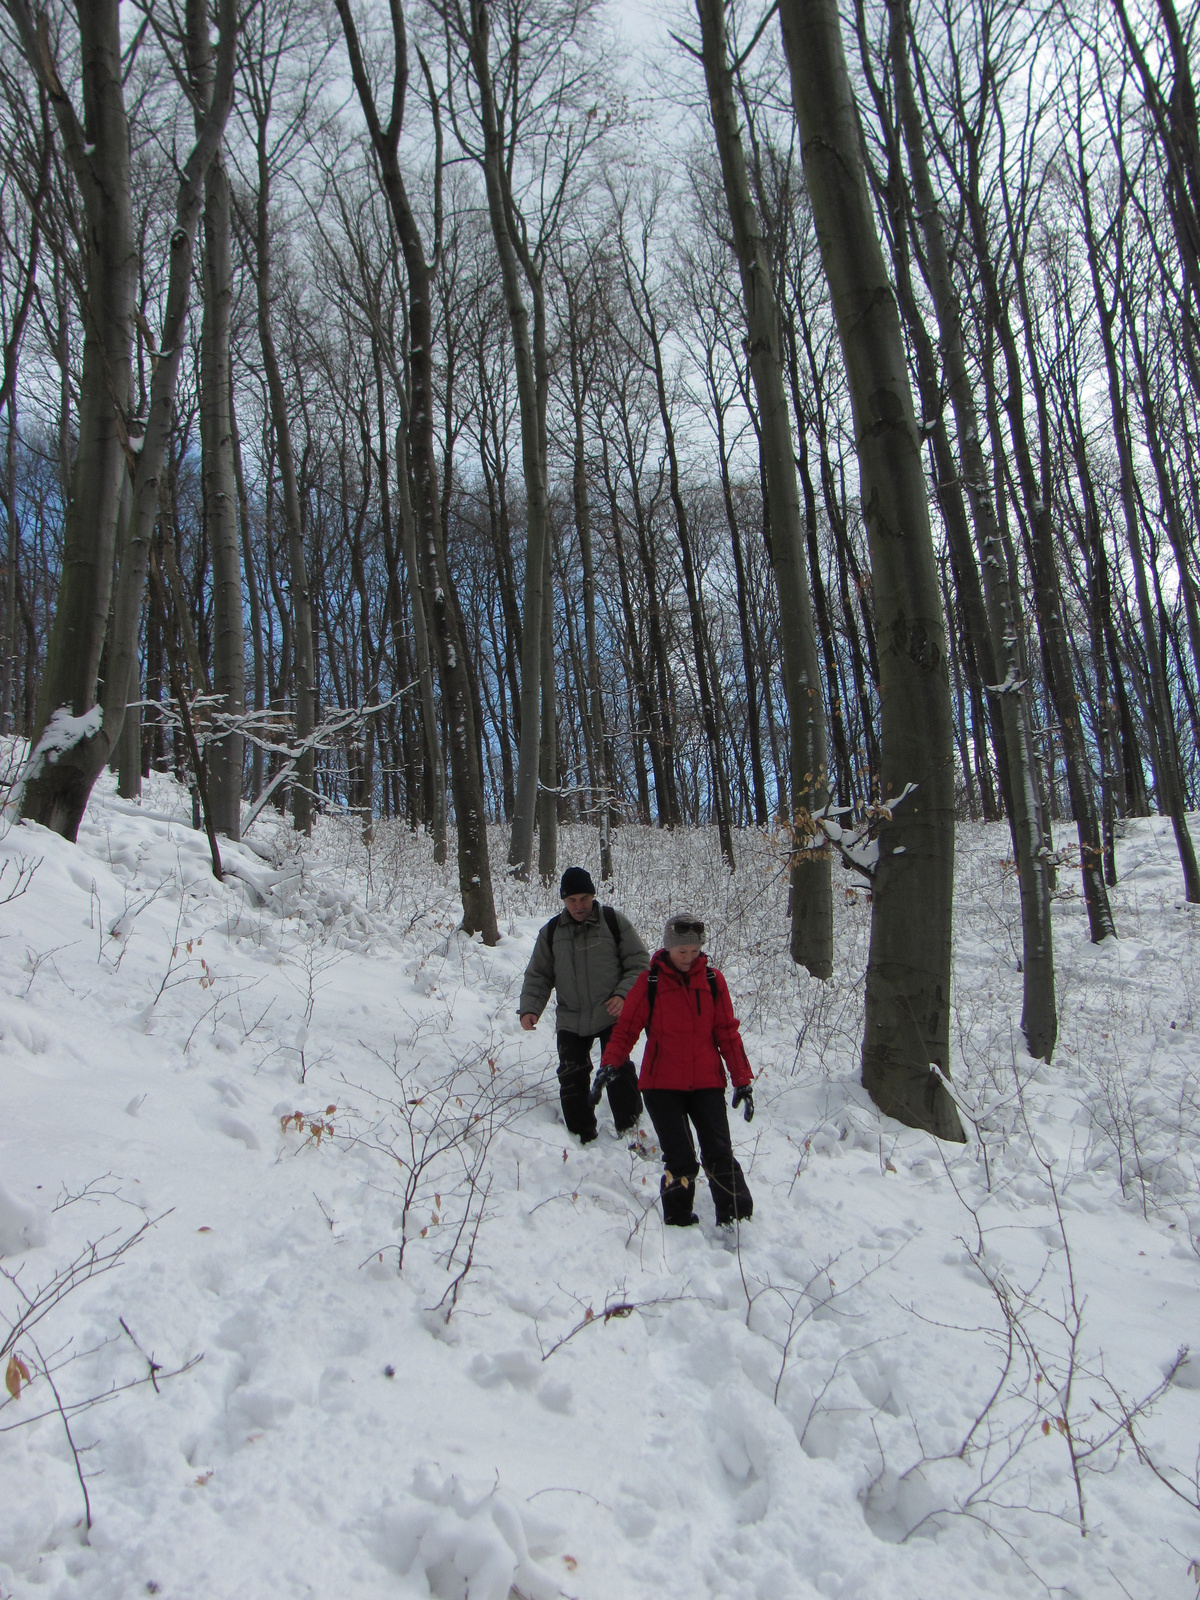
left=519, top=1013, right=538, bottom=1031
left=604, top=994, right=624, bottom=1019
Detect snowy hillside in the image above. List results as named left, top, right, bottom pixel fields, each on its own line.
left=2, top=773, right=1199, bottom=1599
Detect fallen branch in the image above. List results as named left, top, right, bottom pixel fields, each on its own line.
left=537, top=1291, right=693, bottom=1362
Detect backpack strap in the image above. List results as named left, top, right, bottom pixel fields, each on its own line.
left=539, top=914, right=561, bottom=968
left=540, top=903, right=622, bottom=985
left=645, top=963, right=718, bottom=1033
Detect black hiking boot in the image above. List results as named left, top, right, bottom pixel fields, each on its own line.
left=661, top=1171, right=699, bottom=1227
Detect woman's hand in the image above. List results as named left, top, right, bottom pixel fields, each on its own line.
left=731, top=1086, right=755, bottom=1123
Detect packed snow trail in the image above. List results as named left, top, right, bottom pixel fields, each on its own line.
left=2, top=770, right=1200, bottom=1598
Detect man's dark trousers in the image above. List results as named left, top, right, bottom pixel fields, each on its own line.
left=643, top=1087, right=753, bottom=1224
left=557, top=1026, right=642, bottom=1142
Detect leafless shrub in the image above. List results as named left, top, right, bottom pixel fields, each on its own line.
left=1, top=1214, right=200, bottom=1532
left=344, top=1039, right=533, bottom=1279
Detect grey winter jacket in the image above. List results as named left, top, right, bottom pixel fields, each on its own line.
left=519, top=903, right=650, bottom=1036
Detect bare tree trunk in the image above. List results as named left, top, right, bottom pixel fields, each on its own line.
left=12, top=0, right=236, bottom=837
left=711, top=379, right=768, bottom=825
left=694, top=0, right=838, bottom=934
left=230, top=373, right=264, bottom=801
left=112, top=465, right=140, bottom=800
left=1079, top=172, right=1198, bottom=901
left=779, top=0, right=964, bottom=1139
left=2, top=394, right=22, bottom=738
left=13, top=2, right=133, bottom=833
left=395, top=419, right=446, bottom=863
left=565, top=283, right=615, bottom=879
left=613, top=397, right=681, bottom=826
left=599, top=430, right=658, bottom=824
left=190, top=1, right=243, bottom=839
left=990, top=204, right=1117, bottom=943
left=239, top=96, right=315, bottom=833
left=696, top=0, right=830, bottom=952
left=537, top=529, right=557, bottom=882
left=336, top=0, right=497, bottom=941
left=888, top=0, right=1060, bottom=1050
left=440, top=1, right=550, bottom=883
left=622, top=227, right=735, bottom=869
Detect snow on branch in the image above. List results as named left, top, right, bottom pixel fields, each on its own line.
left=143, top=686, right=414, bottom=767
left=232, top=690, right=416, bottom=831
left=782, top=783, right=920, bottom=881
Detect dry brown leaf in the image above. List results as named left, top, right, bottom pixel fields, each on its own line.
left=5, top=1355, right=31, bottom=1399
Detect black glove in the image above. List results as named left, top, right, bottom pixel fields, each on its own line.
left=590, top=1064, right=617, bottom=1108
left=731, top=1086, right=755, bottom=1123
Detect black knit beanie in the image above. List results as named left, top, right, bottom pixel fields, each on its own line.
left=560, top=866, right=596, bottom=898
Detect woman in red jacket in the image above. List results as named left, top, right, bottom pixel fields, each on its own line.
left=600, top=914, right=754, bottom=1228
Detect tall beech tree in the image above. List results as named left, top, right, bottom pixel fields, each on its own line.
left=8, top=3, right=134, bottom=832
left=334, top=0, right=499, bottom=943
left=694, top=0, right=833, bottom=974
left=432, top=0, right=608, bottom=882
left=779, top=0, right=964, bottom=1140
left=189, top=0, right=244, bottom=839
left=886, top=0, right=1059, bottom=1056
left=8, top=0, right=236, bottom=839
left=232, top=0, right=321, bottom=833
left=615, top=191, right=737, bottom=871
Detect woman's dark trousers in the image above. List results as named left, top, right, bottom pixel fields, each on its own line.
left=556, top=1027, right=642, bottom=1142
left=643, top=1087, right=753, bottom=1225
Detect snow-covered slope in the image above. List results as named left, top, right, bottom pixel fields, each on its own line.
left=2, top=771, right=1198, bottom=1599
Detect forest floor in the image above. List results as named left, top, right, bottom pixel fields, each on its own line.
left=1, top=767, right=1199, bottom=1599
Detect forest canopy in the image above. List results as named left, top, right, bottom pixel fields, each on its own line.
left=0, top=0, right=1197, bottom=1131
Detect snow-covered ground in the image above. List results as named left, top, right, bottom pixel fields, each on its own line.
left=2, top=768, right=1199, bottom=1599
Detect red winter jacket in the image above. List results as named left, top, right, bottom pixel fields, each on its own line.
left=600, top=950, right=753, bottom=1092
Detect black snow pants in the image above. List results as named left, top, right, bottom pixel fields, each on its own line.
left=643, top=1087, right=753, bottom=1226
left=556, top=1027, right=642, bottom=1143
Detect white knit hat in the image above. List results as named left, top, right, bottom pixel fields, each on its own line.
left=663, top=913, right=705, bottom=949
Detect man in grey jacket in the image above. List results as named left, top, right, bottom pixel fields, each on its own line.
left=519, top=867, right=649, bottom=1143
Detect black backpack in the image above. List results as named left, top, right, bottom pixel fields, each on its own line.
left=540, top=903, right=623, bottom=981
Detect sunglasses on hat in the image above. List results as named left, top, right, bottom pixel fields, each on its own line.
left=668, top=918, right=705, bottom=938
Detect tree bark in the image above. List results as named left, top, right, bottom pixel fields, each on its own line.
left=537, top=528, right=557, bottom=882
left=230, top=372, right=264, bottom=802
left=622, top=226, right=735, bottom=868
left=12, top=0, right=236, bottom=837
left=14, top=2, right=133, bottom=833
left=335, top=0, right=497, bottom=941
left=447, top=1, right=550, bottom=883
left=779, top=0, right=964, bottom=1139
left=888, top=0, right=1060, bottom=1049
left=565, top=281, right=615, bottom=878
left=395, top=418, right=447, bottom=862
left=238, top=81, right=315, bottom=833
left=190, top=1, right=243, bottom=839
left=696, top=0, right=830, bottom=958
